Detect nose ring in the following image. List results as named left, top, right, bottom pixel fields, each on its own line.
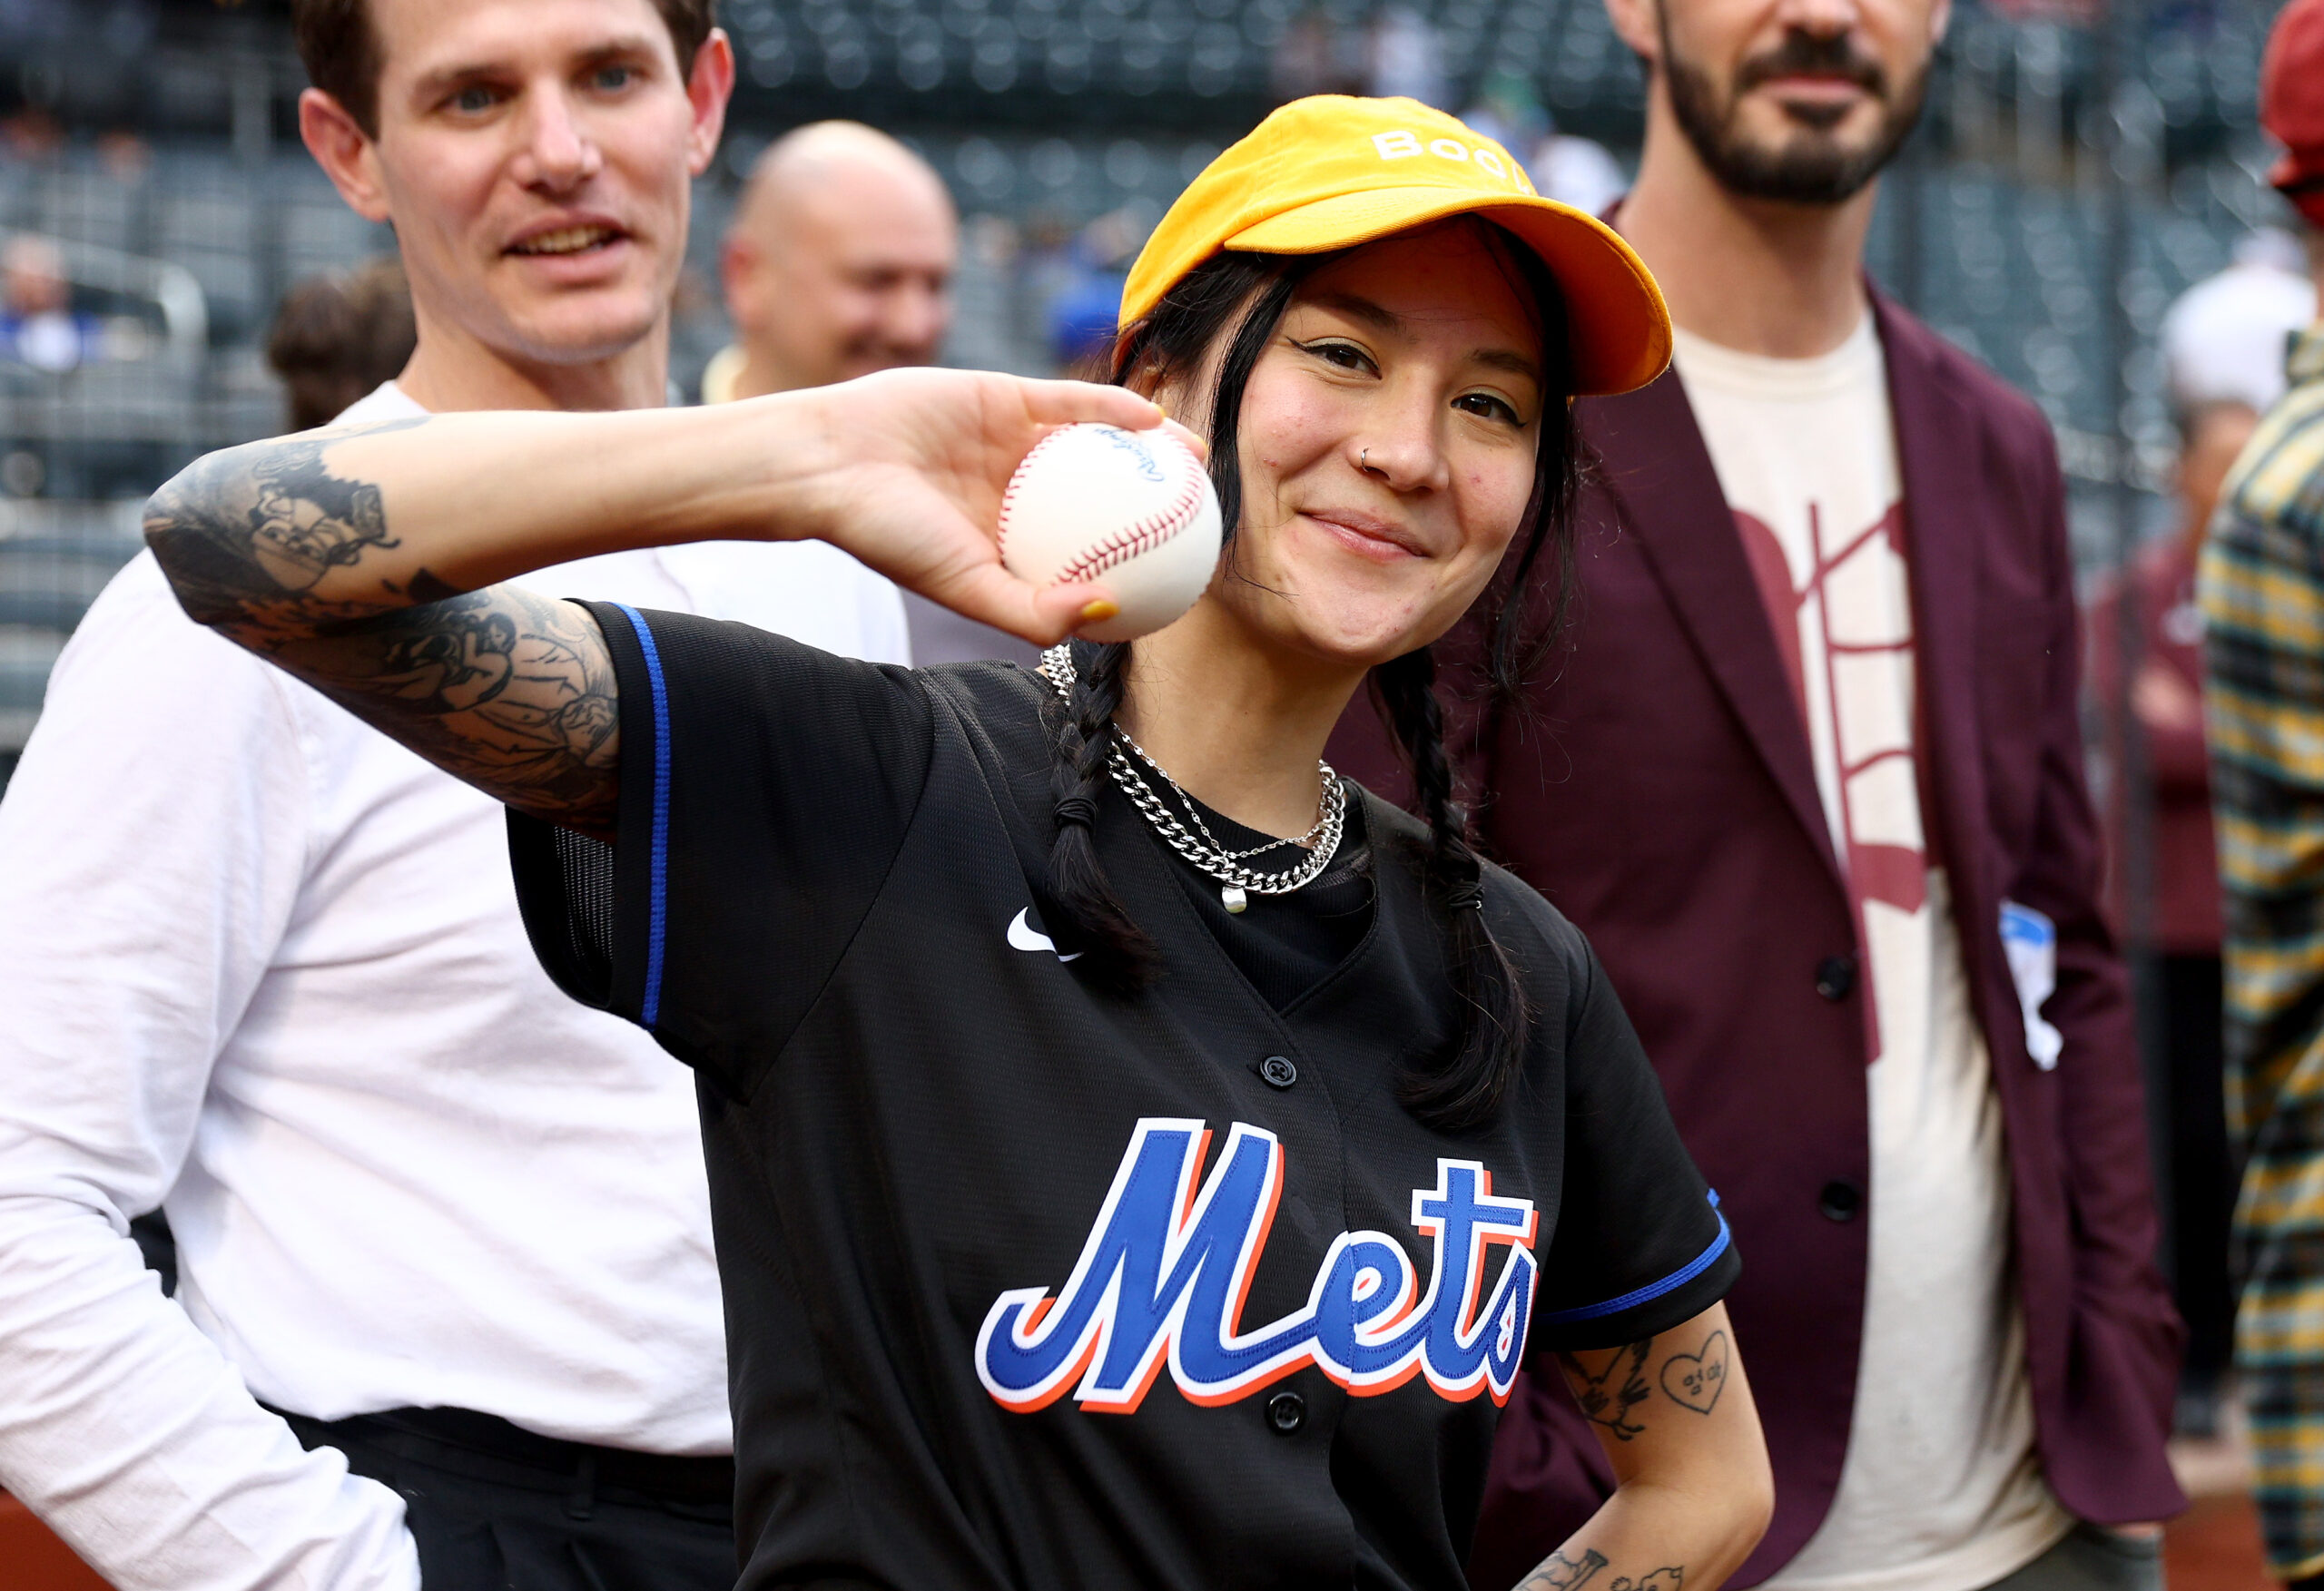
left=1361, top=448, right=1370, bottom=469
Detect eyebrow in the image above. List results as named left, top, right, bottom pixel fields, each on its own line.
left=1305, top=290, right=1543, bottom=385
left=409, top=34, right=661, bottom=99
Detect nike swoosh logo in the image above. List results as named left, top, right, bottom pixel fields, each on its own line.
left=1009, top=908, right=1082, bottom=962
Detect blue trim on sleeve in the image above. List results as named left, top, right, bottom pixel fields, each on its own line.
left=1536, top=1191, right=1732, bottom=1325
left=608, top=603, right=671, bottom=1029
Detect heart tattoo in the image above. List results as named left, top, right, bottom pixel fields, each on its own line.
left=1659, top=1330, right=1729, bottom=1415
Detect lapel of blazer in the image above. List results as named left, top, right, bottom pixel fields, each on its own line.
left=1872, top=293, right=1985, bottom=901
left=1583, top=368, right=1846, bottom=889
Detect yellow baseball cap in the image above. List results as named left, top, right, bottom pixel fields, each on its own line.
left=1119, top=94, right=1670, bottom=397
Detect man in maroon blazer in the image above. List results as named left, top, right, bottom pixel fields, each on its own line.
left=1332, top=0, right=2183, bottom=1586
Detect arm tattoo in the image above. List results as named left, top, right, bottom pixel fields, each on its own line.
left=1519, top=1553, right=1685, bottom=1591
left=1659, top=1330, right=1729, bottom=1416
left=276, top=590, right=624, bottom=836
left=144, top=418, right=429, bottom=634
left=1521, top=1547, right=1608, bottom=1591
left=145, top=419, right=622, bottom=836
left=1561, top=1340, right=1653, bottom=1441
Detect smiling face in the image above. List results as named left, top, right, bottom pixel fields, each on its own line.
left=1635, top=0, right=1947, bottom=204
left=1174, top=223, right=1554, bottom=673
left=723, top=125, right=959, bottom=394
left=317, top=0, right=726, bottom=369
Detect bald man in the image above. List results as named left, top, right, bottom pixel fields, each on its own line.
left=706, top=120, right=957, bottom=401
left=708, top=121, right=1032, bottom=664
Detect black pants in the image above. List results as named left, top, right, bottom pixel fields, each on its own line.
left=279, top=1406, right=737, bottom=1591
left=2157, top=953, right=2238, bottom=1389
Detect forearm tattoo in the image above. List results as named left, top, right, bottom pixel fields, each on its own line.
left=1519, top=1552, right=1684, bottom=1591
left=1613, top=1572, right=1685, bottom=1591
left=144, top=420, right=622, bottom=835
left=144, top=419, right=430, bottom=634
left=1522, top=1547, right=1609, bottom=1591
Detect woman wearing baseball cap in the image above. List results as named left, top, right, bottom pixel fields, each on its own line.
left=147, top=96, right=1770, bottom=1591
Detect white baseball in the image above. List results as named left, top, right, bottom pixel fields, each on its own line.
left=998, top=422, right=1223, bottom=643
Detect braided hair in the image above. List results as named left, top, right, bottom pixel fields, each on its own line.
left=1039, top=254, right=1305, bottom=995
left=1040, top=226, right=1583, bottom=1128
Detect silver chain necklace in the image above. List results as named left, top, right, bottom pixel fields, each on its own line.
left=1040, top=643, right=1345, bottom=913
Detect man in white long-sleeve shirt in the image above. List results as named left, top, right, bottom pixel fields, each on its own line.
left=0, top=1, right=907, bottom=1587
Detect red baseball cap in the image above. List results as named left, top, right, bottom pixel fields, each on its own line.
left=2262, top=0, right=2324, bottom=225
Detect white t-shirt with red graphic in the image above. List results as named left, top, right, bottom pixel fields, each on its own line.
left=1671, top=319, right=2072, bottom=1591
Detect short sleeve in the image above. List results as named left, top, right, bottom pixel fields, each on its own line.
left=510, top=602, right=933, bottom=1099
left=1529, top=937, right=1739, bottom=1353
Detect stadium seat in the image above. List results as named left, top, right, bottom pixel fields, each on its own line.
left=0, top=0, right=2299, bottom=757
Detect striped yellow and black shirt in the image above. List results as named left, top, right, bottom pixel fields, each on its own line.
left=2200, top=319, right=2324, bottom=1579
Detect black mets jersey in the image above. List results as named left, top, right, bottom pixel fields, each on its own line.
left=508, top=604, right=1738, bottom=1591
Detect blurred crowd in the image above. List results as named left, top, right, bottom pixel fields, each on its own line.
left=2087, top=222, right=2316, bottom=1440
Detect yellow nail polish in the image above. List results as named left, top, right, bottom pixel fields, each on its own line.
left=1079, top=600, right=1120, bottom=623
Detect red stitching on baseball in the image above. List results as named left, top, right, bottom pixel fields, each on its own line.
left=995, top=424, right=1080, bottom=568
left=1058, top=446, right=1205, bottom=584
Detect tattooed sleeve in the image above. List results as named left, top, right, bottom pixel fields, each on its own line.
left=144, top=421, right=622, bottom=837
left=1518, top=1551, right=1685, bottom=1591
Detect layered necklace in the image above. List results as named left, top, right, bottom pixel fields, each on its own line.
left=1040, top=643, right=1345, bottom=913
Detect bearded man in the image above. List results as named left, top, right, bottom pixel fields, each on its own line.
left=1329, top=0, right=2184, bottom=1585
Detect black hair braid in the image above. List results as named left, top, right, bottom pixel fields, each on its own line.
left=1036, top=258, right=1314, bottom=995
left=1376, top=646, right=1531, bottom=1132
left=1045, top=229, right=1575, bottom=1108
left=1353, top=231, right=1580, bottom=1129
left=1043, top=638, right=1155, bottom=994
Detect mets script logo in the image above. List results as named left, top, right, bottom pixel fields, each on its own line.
left=975, top=1118, right=1538, bottom=1413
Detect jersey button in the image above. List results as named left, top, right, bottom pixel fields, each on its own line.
left=1259, top=1055, right=1298, bottom=1090
left=1265, top=1390, right=1305, bottom=1434
left=1818, top=1179, right=1864, bottom=1222
left=1815, top=954, right=1857, bottom=1002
